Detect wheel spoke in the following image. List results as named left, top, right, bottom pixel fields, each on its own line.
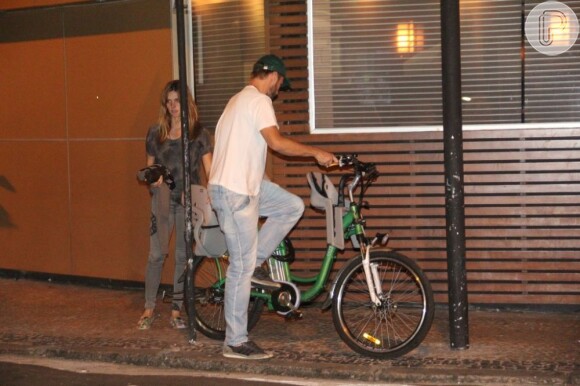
left=332, top=251, right=434, bottom=359
left=185, top=256, right=264, bottom=340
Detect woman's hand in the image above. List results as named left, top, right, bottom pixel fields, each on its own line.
left=150, top=175, right=163, bottom=187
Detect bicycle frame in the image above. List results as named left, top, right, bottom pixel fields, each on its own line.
left=249, top=218, right=355, bottom=308
left=250, top=156, right=378, bottom=309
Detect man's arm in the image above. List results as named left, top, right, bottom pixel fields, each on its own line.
left=261, top=126, right=337, bottom=167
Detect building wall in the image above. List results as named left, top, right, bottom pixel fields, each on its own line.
left=1, top=0, right=578, bottom=305
left=0, top=0, right=175, bottom=284
left=267, top=1, right=580, bottom=306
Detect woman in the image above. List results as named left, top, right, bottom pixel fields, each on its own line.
left=138, top=80, right=213, bottom=330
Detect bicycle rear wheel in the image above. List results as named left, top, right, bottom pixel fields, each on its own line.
left=185, top=255, right=264, bottom=340
left=332, top=250, right=434, bottom=359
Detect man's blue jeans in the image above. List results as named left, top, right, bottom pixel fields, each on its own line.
left=208, top=180, right=304, bottom=346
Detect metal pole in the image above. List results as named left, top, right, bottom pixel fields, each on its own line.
left=440, top=0, right=469, bottom=350
left=175, top=0, right=196, bottom=342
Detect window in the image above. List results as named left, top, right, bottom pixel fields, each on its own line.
left=190, top=0, right=266, bottom=131
left=308, top=0, right=580, bottom=133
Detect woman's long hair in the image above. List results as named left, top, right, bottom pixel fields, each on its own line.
left=157, top=80, right=201, bottom=143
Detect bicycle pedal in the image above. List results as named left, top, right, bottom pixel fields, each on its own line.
left=284, top=310, right=303, bottom=321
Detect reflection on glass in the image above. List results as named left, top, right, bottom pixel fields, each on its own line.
left=396, top=22, right=424, bottom=54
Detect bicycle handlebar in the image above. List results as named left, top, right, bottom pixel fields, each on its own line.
left=337, top=154, right=378, bottom=177
left=335, top=154, right=379, bottom=206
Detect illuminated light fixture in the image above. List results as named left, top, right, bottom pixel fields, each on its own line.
left=396, top=22, right=424, bottom=53
left=462, top=96, right=472, bottom=102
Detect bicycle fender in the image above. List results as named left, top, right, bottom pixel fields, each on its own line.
left=320, top=248, right=394, bottom=311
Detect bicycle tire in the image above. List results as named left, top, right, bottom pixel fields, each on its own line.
left=332, top=250, right=434, bottom=359
left=184, top=255, right=264, bottom=341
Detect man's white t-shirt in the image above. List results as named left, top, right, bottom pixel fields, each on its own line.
left=209, top=85, right=278, bottom=196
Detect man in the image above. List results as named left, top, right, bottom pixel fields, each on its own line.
left=209, top=54, right=337, bottom=360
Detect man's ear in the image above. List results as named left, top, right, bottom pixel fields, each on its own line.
left=269, top=71, right=280, bottom=82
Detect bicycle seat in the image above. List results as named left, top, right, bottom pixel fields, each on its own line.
left=307, top=172, right=338, bottom=210
left=191, top=185, right=227, bottom=257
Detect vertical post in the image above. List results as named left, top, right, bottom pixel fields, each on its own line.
left=440, top=0, right=469, bottom=349
left=175, top=0, right=196, bottom=341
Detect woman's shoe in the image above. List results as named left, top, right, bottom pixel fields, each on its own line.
left=137, top=314, right=157, bottom=330
left=170, top=316, right=187, bottom=329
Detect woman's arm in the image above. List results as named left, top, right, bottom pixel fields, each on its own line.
left=145, top=154, right=163, bottom=186
left=202, top=152, right=213, bottom=180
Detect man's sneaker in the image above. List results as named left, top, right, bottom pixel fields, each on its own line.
left=251, top=267, right=281, bottom=290
left=223, top=341, right=273, bottom=360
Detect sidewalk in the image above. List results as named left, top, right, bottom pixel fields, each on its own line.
left=0, top=277, right=578, bottom=385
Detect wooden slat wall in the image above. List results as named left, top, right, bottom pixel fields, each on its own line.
left=267, top=0, right=580, bottom=306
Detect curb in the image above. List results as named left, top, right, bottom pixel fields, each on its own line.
left=1, top=344, right=574, bottom=385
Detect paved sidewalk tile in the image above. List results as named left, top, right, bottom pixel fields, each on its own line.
left=0, top=278, right=578, bottom=385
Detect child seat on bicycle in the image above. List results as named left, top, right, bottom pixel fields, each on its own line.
left=191, top=184, right=227, bottom=257
left=306, top=172, right=345, bottom=249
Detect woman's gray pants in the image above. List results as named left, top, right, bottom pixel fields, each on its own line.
left=144, top=185, right=186, bottom=311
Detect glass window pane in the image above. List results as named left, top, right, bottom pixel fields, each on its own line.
left=311, top=0, right=443, bottom=129
left=309, top=0, right=580, bottom=132
left=524, top=0, right=580, bottom=122
left=461, top=0, right=522, bottom=124
left=192, top=0, right=266, bottom=131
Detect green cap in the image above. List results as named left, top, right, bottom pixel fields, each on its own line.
left=254, top=54, right=291, bottom=91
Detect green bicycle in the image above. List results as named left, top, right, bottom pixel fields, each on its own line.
left=184, top=154, right=434, bottom=359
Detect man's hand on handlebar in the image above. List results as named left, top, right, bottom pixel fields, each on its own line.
left=315, top=150, right=338, bottom=168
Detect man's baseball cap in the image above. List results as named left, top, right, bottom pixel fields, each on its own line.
left=253, top=54, right=291, bottom=91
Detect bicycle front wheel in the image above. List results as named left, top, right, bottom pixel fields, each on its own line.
left=332, top=250, right=434, bottom=359
left=185, top=255, right=264, bottom=340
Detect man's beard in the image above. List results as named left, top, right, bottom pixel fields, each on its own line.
left=268, top=88, right=279, bottom=101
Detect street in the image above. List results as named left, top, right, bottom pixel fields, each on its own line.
left=0, top=356, right=392, bottom=386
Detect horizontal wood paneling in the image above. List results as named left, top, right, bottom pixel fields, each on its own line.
left=268, top=0, right=580, bottom=306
